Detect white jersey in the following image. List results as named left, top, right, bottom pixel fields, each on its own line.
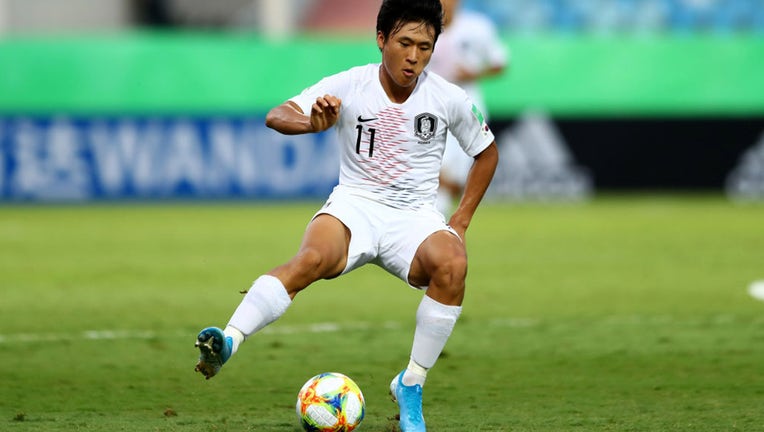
left=290, top=64, right=494, bottom=210
left=428, top=10, right=508, bottom=114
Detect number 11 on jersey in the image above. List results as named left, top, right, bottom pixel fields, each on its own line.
left=355, top=125, right=376, bottom=157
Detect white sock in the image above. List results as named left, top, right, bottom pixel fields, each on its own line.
left=224, top=325, right=245, bottom=355
left=227, top=275, right=292, bottom=339
left=402, top=358, right=428, bottom=387
left=404, top=295, right=462, bottom=387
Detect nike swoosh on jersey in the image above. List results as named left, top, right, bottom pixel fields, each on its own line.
left=357, top=115, right=378, bottom=122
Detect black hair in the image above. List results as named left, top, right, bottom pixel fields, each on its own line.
left=376, top=0, right=443, bottom=43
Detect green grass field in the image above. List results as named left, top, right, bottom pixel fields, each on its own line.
left=2, top=195, right=763, bottom=431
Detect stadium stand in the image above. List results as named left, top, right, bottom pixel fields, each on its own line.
left=463, top=0, right=764, bottom=34
left=153, top=0, right=764, bottom=34
left=3, top=0, right=761, bottom=35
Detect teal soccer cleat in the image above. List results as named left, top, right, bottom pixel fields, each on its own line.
left=390, top=370, right=426, bottom=432
left=194, top=327, right=232, bottom=379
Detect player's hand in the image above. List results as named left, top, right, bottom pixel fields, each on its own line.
left=455, top=66, right=478, bottom=82
left=310, top=95, right=342, bottom=132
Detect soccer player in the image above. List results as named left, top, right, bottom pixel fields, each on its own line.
left=194, top=0, right=499, bottom=430
left=429, top=0, right=508, bottom=216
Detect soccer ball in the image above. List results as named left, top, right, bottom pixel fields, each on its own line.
left=296, top=372, right=366, bottom=432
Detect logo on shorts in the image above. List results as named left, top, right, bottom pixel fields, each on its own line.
left=414, top=113, right=438, bottom=142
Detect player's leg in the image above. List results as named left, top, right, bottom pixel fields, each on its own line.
left=406, top=229, right=466, bottom=378
left=409, top=230, right=467, bottom=303
left=195, top=214, right=351, bottom=379
left=392, top=227, right=467, bottom=431
left=267, top=213, right=351, bottom=296
left=228, top=213, right=350, bottom=338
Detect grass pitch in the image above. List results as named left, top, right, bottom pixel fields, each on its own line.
left=1, top=195, right=763, bottom=431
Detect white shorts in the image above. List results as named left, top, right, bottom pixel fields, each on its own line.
left=313, top=186, right=459, bottom=289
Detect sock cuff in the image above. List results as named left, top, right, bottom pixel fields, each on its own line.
left=259, top=274, right=291, bottom=299
left=407, top=358, right=429, bottom=376
left=252, top=275, right=292, bottom=319
left=227, top=274, right=292, bottom=336
left=418, top=295, right=462, bottom=320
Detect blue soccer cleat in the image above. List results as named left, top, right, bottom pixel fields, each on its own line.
left=390, top=370, right=426, bottom=432
left=194, top=327, right=232, bottom=379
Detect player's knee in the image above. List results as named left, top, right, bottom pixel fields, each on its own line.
left=296, top=245, right=347, bottom=279
left=431, top=253, right=468, bottom=290
left=274, top=248, right=329, bottom=296
left=294, top=247, right=327, bottom=277
left=425, top=254, right=467, bottom=305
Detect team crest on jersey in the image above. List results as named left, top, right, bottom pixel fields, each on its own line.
left=414, top=113, right=438, bottom=142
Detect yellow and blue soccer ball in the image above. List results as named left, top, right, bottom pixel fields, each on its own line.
left=296, top=372, right=365, bottom=431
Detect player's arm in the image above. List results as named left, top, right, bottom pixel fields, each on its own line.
left=456, top=63, right=506, bottom=83
left=448, top=142, right=499, bottom=239
left=265, top=95, right=342, bottom=135
left=478, top=63, right=506, bottom=79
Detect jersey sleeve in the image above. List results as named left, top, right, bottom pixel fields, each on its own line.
left=288, top=70, right=350, bottom=115
left=448, top=89, right=495, bottom=158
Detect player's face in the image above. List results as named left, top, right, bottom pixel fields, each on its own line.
left=377, top=21, right=436, bottom=93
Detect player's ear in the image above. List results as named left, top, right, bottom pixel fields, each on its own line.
left=376, top=31, right=385, bottom=52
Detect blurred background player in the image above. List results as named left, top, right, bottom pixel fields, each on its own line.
left=429, top=0, right=508, bottom=216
